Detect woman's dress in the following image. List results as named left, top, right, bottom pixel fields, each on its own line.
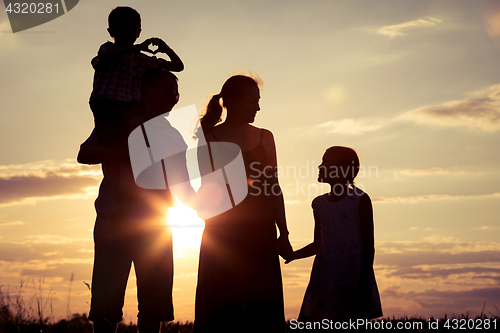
left=193, top=130, right=286, bottom=333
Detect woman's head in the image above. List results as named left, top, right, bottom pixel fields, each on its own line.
left=318, top=146, right=360, bottom=186
left=200, top=75, right=261, bottom=129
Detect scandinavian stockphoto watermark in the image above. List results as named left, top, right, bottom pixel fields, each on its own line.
left=247, top=161, right=378, bottom=200
left=128, top=104, right=249, bottom=221
left=127, top=104, right=379, bottom=222
left=3, top=0, right=79, bottom=33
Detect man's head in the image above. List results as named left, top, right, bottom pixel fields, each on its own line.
left=107, top=7, right=142, bottom=46
left=141, top=70, right=179, bottom=119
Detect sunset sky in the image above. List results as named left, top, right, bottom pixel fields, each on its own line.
left=1, top=0, right=500, bottom=323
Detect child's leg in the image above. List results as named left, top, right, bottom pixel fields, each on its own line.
left=90, top=100, right=134, bottom=222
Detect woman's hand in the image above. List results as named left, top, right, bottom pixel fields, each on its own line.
left=277, top=233, right=293, bottom=261
left=284, top=254, right=296, bottom=264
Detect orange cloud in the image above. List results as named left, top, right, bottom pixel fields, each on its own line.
left=487, top=11, right=500, bottom=38
left=400, top=84, right=500, bottom=131
left=0, top=160, right=101, bottom=206
left=394, top=168, right=474, bottom=177
left=373, top=192, right=500, bottom=204
left=377, top=17, right=442, bottom=38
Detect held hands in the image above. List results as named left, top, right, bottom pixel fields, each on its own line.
left=139, top=37, right=171, bottom=55
left=277, top=234, right=293, bottom=262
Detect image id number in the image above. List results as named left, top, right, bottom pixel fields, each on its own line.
left=6, top=3, right=60, bottom=14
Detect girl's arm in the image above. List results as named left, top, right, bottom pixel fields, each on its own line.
left=285, top=211, right=322, bottom=263
left=359, top=193, right=375, bottom=285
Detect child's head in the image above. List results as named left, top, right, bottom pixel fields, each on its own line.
left=107, top=7, right=142, bottom=46
left=318, top=146, right=360, bottom=186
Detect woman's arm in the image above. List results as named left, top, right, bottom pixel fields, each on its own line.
left=359, top=193, right=375, bottom=285
left=262, top=130, right=293, bottom=258
left=286, top=211, right=322, bottom=263
left=263, top=130, right=288, bottom=236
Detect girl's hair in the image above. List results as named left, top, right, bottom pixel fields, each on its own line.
left=325, top=146, right=360, bottom=186
left=200, top=75, right=259, bottom=130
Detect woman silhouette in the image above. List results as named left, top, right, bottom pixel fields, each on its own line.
left=194, top=75, right=291, bottom=333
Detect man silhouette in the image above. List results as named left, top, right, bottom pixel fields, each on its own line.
left=78, top=70, right=181, bottom=333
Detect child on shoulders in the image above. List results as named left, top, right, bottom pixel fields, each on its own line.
left=88, top=6, right=184, bottom=223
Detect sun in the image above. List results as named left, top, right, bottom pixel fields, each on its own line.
left=167, top=201, right=205, bottom=251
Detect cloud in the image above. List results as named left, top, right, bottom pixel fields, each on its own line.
left=400, top=84, right=500, bottom=131
left=0, top=220, right=24, bottom=226
left=16, top=235, right=92, bottom=245
left=316, top=119, right=385, bottom=135
left=377, top=17, right=443, bottom=38
left=0, top=159, right=101, bottom=178
left=374, top=239, right=500, bottom=317
left=384, top=266, right=500, bottom=281
left=487, top=11, right=500, bottom=38
left=284, top=237, right=500, bottom=317
left=284, top=200, right=303, bottom=205
left=394, top=168, right=474, bottom=177
left=21, top=262, right=92, bottom=281
left=373, top=192, right=500, bottom=204
left=478, top=225, right=500, bottom=231
left=0, top=238, right=92, bottom=262
left=0, top=160, right=101, bottom=206
left=381, top=286, right=500, bottom=318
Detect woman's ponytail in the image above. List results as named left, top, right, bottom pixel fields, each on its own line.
left=200, top=75, right=260, bottom=132
left=200, top=94, right=223, bottom=130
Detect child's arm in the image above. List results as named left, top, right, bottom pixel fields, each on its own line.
left=153, top=38, right=184, bottom=72
left=359, top=193, right=375, bottom=285
left=92, top=39, right=158, bottom=69
left=285, top=211, right=322, bottom=264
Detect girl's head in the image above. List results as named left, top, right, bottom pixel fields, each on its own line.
left=318, top=146, right=360, bottom=186
left=200, top=75, right=261, bottom=130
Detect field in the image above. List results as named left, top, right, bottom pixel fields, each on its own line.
left=1, top=283, right=498, bottom=332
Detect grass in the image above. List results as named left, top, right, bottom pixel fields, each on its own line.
left=1, top=281, right=498, bottom=332
left=0, top=280, right=193, bottom=333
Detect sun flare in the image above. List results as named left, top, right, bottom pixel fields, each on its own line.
left=167, top=201, right=205, bottom=251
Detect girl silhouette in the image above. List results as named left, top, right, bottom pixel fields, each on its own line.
left=286, top=146, right=382, bottom=323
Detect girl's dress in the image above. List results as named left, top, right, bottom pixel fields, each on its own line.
left=299, top=189, right=383, bottom=322
left=193, top=129, right=286, bottom=333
